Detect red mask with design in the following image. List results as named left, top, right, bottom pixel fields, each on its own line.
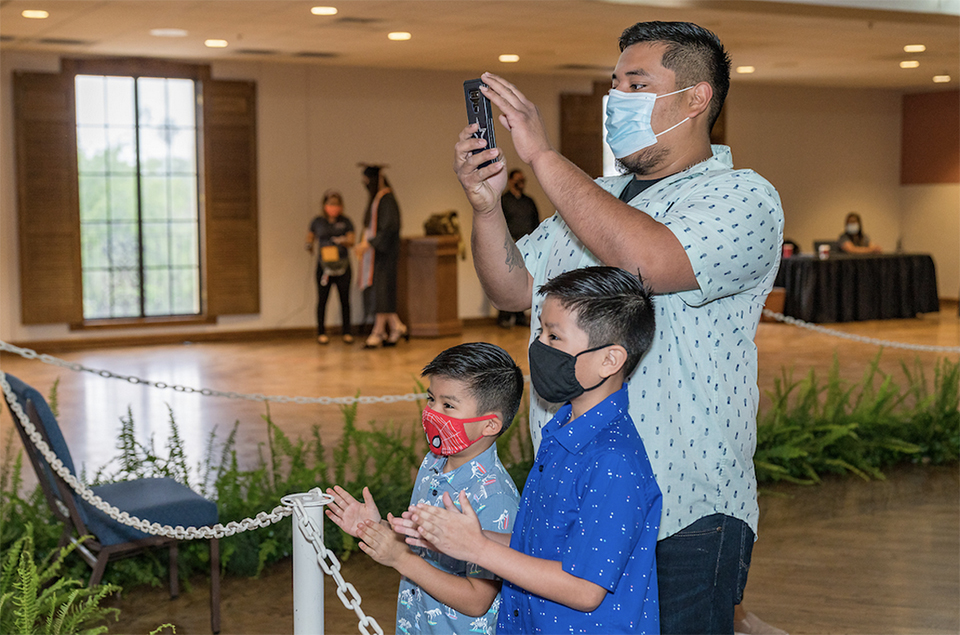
left=421, top=406, right=497, bottom=456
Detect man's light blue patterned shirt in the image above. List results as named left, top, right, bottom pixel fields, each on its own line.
left=395, top=444, right=519, bottom=635
left=517, top=145, right=784, bottom=539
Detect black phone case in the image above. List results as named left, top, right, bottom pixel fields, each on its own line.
left=463, top=79, right=498, bottom=168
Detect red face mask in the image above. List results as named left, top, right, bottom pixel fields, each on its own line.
left=421, top=406, right=496, bottom=456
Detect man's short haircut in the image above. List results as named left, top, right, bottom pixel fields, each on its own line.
left=618, top=21, right=731, bottom=132
left=508, top=169, right=524, bottom=180
left=421, top=342, right=524, bottom=432
left=538, top=266, right=655, bottom=379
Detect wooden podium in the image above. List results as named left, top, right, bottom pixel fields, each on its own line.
left=397, top=235, right=462, bottom=337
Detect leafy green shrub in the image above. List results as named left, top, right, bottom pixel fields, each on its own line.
left=755, top=354, right=959, bottom=484
left=0, top=523, right=120, bottom=635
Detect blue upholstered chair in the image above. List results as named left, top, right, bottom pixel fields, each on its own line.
left=3, top=374, right=221, bottom=633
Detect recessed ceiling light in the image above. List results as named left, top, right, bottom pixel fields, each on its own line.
left=388, top=32, right=411, bottom=41
left=903, top=44, right=926, bottom=53
left=205, top=39, right=229, bottom=48
left=499, top=54, right=520, bottom=63
left=933, top=74, right=951, bottom=83
left=21, top=10, right=49, bottom=19
left=900, top=60, right=920, bottom=69
left=736, top=66, right=755, bottom=74
left=150, top=28, right=188, bottom=38
left=311, top=6, right=337, bottom=16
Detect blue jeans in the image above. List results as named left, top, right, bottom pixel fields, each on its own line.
left=656, top=513, right=754, bottom=635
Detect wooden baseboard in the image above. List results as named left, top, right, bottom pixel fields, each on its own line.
left=6, top=327, right=318, bottom=353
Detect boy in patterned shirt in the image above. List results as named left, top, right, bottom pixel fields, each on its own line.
left=326, top=342, right=522, bottom=635
left=399, top=267, right=662, bottom=634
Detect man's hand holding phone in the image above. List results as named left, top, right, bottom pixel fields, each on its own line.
left=475, top=73, right=554, bottom=169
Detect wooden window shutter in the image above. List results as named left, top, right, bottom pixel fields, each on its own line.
left=559, top=82, right=607, bottom=179
left=13, top=70, right=83, bottom=325
left=202, top=79, right=260, bottom=316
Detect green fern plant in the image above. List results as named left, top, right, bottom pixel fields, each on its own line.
left=0, top=523, right=120, bottom=635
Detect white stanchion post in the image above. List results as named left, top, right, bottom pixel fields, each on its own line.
left=283, top=491, right=330, bottom=635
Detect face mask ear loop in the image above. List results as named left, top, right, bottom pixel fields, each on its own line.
left=655, top=117, right=690, bottom=138
left=574, top=343, right=616, bottom=393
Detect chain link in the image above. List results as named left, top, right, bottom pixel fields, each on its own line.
left=761, top=309, right=960, bottom=353
left=0, top=340, right=426, bottom=405
left=284, top=494, right=384, bottom=635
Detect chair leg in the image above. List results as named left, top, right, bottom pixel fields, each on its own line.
left=210, top=538, right=221, bottom=634
left=169, top=542, right=179, bottom=599
left=89, top=554, right=108, bottom=587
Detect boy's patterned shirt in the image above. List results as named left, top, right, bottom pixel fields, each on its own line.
left=395, top=443, right=519, bottom=635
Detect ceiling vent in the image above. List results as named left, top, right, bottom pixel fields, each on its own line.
left=334, top=16, right=382, bottom=26
left=294, top=51, right=339, bottom=58
left=556, top=63, right=612, bottom=72
left=37, top=38, right=91, bottom=46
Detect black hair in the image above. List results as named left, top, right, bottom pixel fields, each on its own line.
left=618, top=21, right=731, bottom=132
left=421, top=342, right=524, bottom=433
left=362, top=165, right=392, bottom=201
left=322, top=189, right=343, bottom=207
left=538, top=266, right=655, bottom=379
left=508, top=169, right=524, bottom=180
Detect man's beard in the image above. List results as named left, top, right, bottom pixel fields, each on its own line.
left=616, top=145, right=669, bottom=176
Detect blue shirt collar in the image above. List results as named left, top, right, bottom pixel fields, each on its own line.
left=541, top=384, right=631, bottom=454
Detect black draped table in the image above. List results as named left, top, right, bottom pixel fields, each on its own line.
left=774, top=253, right=939, bottom=323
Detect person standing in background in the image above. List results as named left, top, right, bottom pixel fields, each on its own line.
left=497, top=169, right=539, bottom=328
left=356, top=164, right=408, bottom=348
left=306, top=189, right=354, bottom=345
left=837, top=212, right=882, bottom=254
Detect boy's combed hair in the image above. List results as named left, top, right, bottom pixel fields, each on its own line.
left=421, top=342, right=524, bottom=432
left=538, top=266, right=655, bottom=379
left=618, top=21, right=731, bottom=132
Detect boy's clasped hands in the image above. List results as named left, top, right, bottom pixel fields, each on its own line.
left=326, top=484, right=489, bottom=565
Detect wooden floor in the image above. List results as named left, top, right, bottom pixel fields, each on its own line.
left=1, top=308, right=958, bottom=634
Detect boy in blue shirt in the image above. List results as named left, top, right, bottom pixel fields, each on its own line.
left=325, top=342, right=523, bottom=635
left=398, top=267, right=662, bottom=634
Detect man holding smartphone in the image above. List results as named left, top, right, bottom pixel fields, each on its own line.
left=454, top=21, right=784, bottom=635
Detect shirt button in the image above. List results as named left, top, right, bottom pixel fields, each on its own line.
left=431, top=490, right=438, bottom=496
left=538, top=465, right=544, bottom=472
left=514, top=609, right=519, bottom=617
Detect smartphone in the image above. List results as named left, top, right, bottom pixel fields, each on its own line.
left=463, top=79, right=498, bottom=168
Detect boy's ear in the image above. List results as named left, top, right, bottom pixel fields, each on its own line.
left=599, top=345, right=628, bottom=379
left=480, top=415, right=503, bottom=438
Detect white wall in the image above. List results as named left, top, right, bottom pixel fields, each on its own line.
left=726, top=84, right=904, bottom=256
left=2, top=53, right=956, bottom=345
left=901, top=184, right=960, bottom=299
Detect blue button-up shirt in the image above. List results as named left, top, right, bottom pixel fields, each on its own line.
left=497, top=385, right=661, bottom=634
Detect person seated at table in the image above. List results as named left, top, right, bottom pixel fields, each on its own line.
left=837, top=212, right=882, bottom=254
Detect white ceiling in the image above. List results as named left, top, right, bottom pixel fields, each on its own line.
left=1, top=0, right=957, bottom=91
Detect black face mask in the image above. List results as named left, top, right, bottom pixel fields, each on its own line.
left=528, top=338, right=613, bottom=404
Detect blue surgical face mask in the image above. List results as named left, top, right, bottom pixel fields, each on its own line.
left=604, top=86, right=694, bottom=159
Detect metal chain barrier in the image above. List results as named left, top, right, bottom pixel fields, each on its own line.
left=761, top=309, right=960, bottom=354
left=283, top=493, right=384, bottom=635
left=0, top=340, right=426, bottom=405
left=1, top=370, right=292, bottom=540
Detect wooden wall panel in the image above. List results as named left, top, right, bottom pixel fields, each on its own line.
left=14, top=71, right=83, bottom=325
left=901, top=90, right=960, bottom=185
left=202, top=79, right=260, bottom=316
